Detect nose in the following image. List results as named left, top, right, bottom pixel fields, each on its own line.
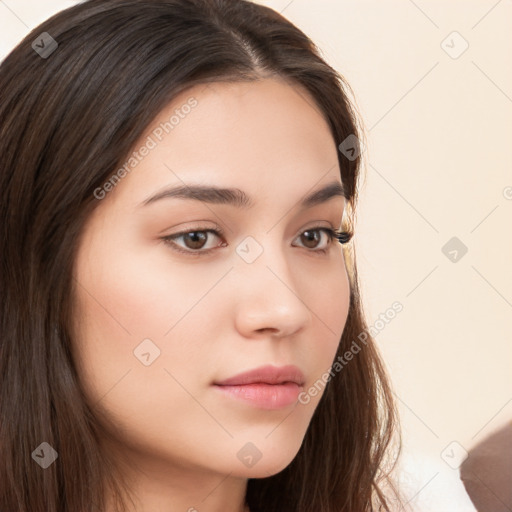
left=232, top=243, right=313, bottom=339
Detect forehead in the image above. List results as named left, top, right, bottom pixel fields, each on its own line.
left=109, top=77, right=341, bottom=207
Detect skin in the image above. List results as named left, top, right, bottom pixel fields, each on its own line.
left=71, top=76, right=351, bottom=512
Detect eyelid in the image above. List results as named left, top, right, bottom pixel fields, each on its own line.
left=161, top=223, right=351, bottom=256
left=161, top=224, right=225, bottom=256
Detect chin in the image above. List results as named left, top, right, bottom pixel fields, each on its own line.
left=235, top=456, right=298, bottom=480
left=229, top=441, right=303, bottom=479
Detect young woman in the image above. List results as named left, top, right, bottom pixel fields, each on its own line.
left=0, top=1, right=404, bottom=510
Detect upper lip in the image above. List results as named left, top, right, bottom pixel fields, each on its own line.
left=214, top=364, right=305, bottom=386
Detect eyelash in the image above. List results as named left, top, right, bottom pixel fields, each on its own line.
left=161, top=225, right=353, bottom=257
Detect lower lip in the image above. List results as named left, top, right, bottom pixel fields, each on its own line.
left=213, top=382, right=302, bottom=410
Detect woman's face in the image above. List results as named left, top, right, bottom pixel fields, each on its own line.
left=72, top=77, right=350, bottom=480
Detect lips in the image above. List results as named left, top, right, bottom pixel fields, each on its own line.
left=214, top=364, right=305, bottom=387
left=213, top=364, right=306, bottom=410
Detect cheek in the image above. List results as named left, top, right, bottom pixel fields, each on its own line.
left=312, top=253, right=351, bottom=336
left=70, top=230, right=229, bottom=413
left=301, top=257, right=351, bottom=393
left=74, top=226, right=234, bottom=344
left=71, top=245, right=222, bottom=456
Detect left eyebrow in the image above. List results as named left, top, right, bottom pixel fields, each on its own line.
left=139, top=180, right=346, bottom=209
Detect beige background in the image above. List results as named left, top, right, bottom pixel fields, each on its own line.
left=2, top=1, right=511, bottom=510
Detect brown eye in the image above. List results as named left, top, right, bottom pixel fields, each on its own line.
left=162, top=225, right=344, bottom=258
left=181, top=231, right=208, bottom=250
left=162, top=228, right=226, bottom=255
left=300, top=229, right=322, bottom=249
left=294, top=227, right=341, bottom=253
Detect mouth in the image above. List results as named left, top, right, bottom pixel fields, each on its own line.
left=213, top=364, right=305, bottom=410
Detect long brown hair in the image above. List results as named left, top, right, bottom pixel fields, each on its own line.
left=0, top=1, right=404, bottom=510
